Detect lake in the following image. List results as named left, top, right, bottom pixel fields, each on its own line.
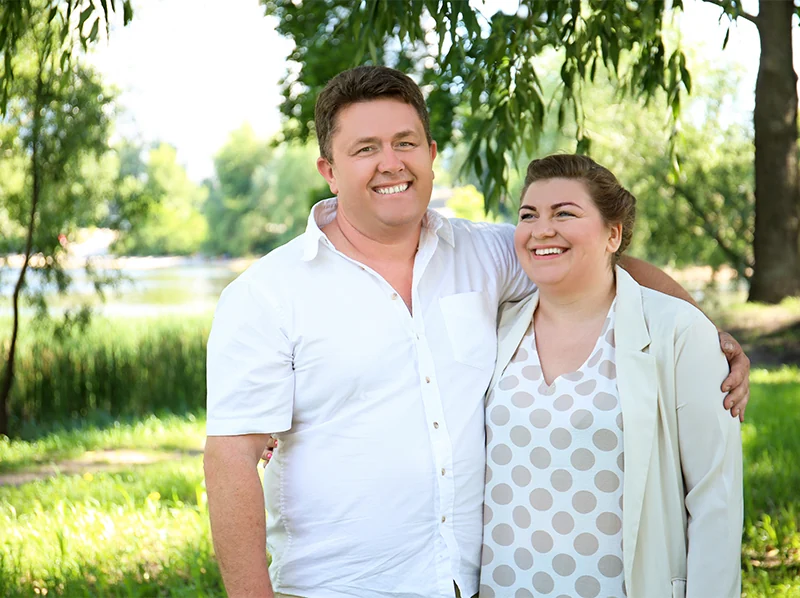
left=0, top=256, right=748, bottom=318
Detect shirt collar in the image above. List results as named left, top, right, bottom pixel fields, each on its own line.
left=301, top=197, right=455, bottom=262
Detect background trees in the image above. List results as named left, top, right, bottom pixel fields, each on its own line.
left=262, top=0, right=797, bottom=303
left=0, top=0, right=134, bottom=437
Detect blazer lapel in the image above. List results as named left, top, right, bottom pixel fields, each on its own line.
left=614, top=267, right=659, bottom=586
left=488, top=293, right=539, bottom=401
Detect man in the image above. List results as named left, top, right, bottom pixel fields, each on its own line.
left=204, top=65, right=749, bottom=598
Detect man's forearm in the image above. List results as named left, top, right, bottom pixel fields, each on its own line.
left=619, top=256, right=700, bottom=309
left=205, top=439, right=273, bottom=598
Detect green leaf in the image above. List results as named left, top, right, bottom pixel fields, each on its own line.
left=89, top=18, right=100, bottom=43
left=78, top=7, right=93, bottom=31
left=123, top=1, right=134, bottom=25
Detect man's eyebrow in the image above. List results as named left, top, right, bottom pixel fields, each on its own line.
left=350, top=130, right=420, bottom=147
left=350, top=136, right=380, bottom=147
left=392, top=129, right=418, bottom=139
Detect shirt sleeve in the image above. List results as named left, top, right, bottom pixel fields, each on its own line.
left=206, top=276, right=294, bottom=436
left=674, top=313, right=743, bottom=598
left=481, top=222, right=537, bottom=305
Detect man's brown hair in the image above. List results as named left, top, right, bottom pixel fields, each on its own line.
left=314, top=65, right=433, bottom=162
left=521, top=154, right=637, bottom=263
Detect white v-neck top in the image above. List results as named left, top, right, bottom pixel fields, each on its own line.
left=207, top=199, right=535, bottom=598
left=481, top=302, right=626, bottom=598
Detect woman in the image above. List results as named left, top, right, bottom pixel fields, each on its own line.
left=480, top=155, right=742, bottom=598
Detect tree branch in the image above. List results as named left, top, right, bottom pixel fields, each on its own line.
left=701, top=0, right=758, bottom=25
left=674, top=183, right=752, bottom=279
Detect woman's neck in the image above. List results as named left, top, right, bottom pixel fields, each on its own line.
left=536, top=269, right=616, bottom=326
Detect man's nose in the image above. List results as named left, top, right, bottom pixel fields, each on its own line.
left=378, top=148, right=405, bottom=173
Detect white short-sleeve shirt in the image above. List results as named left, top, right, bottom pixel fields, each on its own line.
left=206, top=198, right=533, bottom=598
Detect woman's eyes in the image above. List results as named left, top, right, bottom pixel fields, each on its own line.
left=519, top=211, right=577, bottom=220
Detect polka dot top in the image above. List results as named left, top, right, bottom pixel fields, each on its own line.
left=481, top=302, right=625, bottom=598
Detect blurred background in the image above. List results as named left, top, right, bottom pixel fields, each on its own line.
left=0, top=0, right=798, bottom=596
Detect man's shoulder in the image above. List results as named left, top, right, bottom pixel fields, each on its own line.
left=447, top=217, right=514, bottom=251
left=222, top=234, right=309, bottom=298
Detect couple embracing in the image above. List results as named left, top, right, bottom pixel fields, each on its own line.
left=204, top=65, right=747, bottom=598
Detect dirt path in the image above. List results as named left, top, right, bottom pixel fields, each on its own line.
left=0, top=448, right=203, bottom=487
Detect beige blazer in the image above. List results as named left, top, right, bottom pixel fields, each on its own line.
left=489, top=267, right=743, bottom=598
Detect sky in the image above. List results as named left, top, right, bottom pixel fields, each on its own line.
left=89, top=0, right=770, bottom=182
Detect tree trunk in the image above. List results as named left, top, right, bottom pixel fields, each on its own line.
left=0, top=69, right=43, bottom=438
left=749, top=0, right=800, bottom=303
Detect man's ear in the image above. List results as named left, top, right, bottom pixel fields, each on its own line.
left=317, top=156, right=338, bottom=195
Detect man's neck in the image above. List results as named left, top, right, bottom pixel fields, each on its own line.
left=323, top=205, right=422, bottom=265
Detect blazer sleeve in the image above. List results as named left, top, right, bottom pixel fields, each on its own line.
left=674, top=313, right=743, bottom=598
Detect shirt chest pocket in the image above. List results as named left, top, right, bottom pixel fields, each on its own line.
left=439, top=291, right=497, bottom=371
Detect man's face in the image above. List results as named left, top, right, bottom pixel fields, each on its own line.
left=317, top=99, right=437, bottom=239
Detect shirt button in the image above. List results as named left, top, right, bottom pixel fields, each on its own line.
left=441, top=515, right=446, bottom=523
left=425, top=376, right=431, bottom=383
left=433, top=422, right=439, bottom=429
left=441, top=468, right=446, bottom=476
left=391, top=293, right=398, bottom=300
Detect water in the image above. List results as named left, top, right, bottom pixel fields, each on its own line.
left=0, top=257, right=247, bottom=317
left=1, top=257, right=750, bottom=318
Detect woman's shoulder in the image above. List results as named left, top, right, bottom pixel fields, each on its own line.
left=638, top=285, right=716, bottom=339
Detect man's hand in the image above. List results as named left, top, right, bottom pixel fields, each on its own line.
left=718, top=331, right=750, bottom=422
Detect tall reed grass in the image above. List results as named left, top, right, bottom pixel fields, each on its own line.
left=1, top=316, right=210, bottom=432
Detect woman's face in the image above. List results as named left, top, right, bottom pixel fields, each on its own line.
left=514, top=178, right=622, bottom=291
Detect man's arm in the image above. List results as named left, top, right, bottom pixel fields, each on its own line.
left=205, top=272, right=295, bottom=595
left=205, top=434, right=273, bottom=598
left=620, top=256, right=751, bottom=421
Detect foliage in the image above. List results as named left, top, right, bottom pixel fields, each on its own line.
left=0, top=0, right=134, bottom=116
left=446, top=185, right=499, bottom=223
left=2, top=315, right=210, bottom=432
left=0, top=39, right=115, bottom=283
left=204, top=125, right=327, bottom=256
left=262, top=0, right=693, bottom=208
left=113, top=144, right=209, bottom=256
left=567, top=59, right=754, bottom=274
left=439, top=51, right=754, bottom=273
left=0, top=3, right=125, bottom=436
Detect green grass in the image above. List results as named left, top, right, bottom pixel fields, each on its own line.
left=741, top=366, right=800, bottom=597
left=1, top=315, right=210, bottom=431
left=0, top=460, right=224, bottom=597
left=0, top=412, right=205, bottom=473
left=0, top=369, right=798, bottom=596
